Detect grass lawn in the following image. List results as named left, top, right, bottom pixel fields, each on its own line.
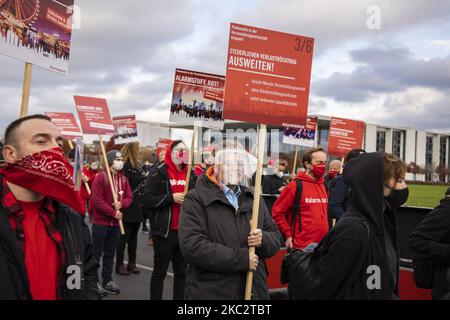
left=406, top=184, right=449, bottom=208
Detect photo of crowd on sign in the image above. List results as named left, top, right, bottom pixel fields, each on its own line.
left=113, top=115, right=139, bottom=145
left=0, top=0, right=74, bottom=74
left=283, top=117, right=318, bottom=147
left=169, top=69, right=225, bottom=130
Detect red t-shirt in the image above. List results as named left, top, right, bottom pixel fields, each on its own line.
left=10, top=199, right=61, bottom=300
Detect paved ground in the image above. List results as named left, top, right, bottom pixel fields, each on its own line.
left=100, top=225, right=175, bottom=300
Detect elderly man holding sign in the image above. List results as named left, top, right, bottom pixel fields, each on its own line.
left=179, top=141, right=281, bottom=300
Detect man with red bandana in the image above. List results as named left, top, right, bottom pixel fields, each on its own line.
left=272, top=147, right=329, bottom=250
left=0, top=115, right=100, bottom=300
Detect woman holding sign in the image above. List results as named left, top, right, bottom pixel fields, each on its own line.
left=143, top=140, right=197, bottom=300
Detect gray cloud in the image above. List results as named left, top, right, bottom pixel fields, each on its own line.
left=1, top=0, right=450, bottom=136
left=314, top=47, right=450, bottom=102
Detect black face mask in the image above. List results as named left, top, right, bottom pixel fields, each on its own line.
left=385, top=186, right=409, bottom=208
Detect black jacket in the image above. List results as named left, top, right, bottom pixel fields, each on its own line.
left=0, top=189, right=100, bottom=300
left=122, top=161, right=146, bottom=223
left=179, top=173, right=282, bottom=300
left=328, top=175, right=350, bottom=221
left=143, top=162, right=196, bottom=238
left=262, top=174, right=286, bottom=195
left=310, top=152, right=400, bottom=300
left=408, top=198, right=450, bottom=299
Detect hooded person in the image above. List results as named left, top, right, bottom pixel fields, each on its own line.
left=178, top=141, right=281, bottom=300
left=143, top=140, right=197, bottom=300
left=309, top=152, right=408, bottom=300
left=328, top=149, right=366, bottom=227
left=0, top=114, right=100, bottom=300
left=408, top=188, right=450, bottom=300
left=272, top=147, right=329, bottom=250
left=89, top=149, right=133, bottom=296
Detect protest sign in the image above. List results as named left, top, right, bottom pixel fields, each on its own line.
left=328, top=117, right=366, bottom=158
left=0, top=0, right=75, bottom=74
left=283, top=117, right=318, bottom=147
left=74, top=95, right=115, bottom=135
left=113, top=115, right=138, bottom=144
left=223, top=23, right=314, bottom=127
left=45, top=112, right=82, bottom=138
left=170, top=68, right=225, bottom=130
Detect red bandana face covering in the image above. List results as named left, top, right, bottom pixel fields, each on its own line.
left=0, top=147, right=85, bottom=215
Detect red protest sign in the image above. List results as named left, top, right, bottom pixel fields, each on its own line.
left=74, top=96, right=115, bottom=135
left=328, top=117, right=366, bottom=158
left=113, top=115, right=138, bottom=144
left=223, top=23, right=314, bottom=127
left=156, top=138, right=173, bottom=157
left=170, top=69, right=225, bottom=130
left=45, top=112, right=82, bottom=139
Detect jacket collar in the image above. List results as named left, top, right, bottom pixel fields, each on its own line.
left=198, top=168, right=254, bottom=212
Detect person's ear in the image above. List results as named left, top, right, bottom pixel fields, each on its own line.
left=2, top=145, right=20, bottom=163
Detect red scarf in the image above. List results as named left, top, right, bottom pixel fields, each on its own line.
left=0, top=147, right=85, bottom=215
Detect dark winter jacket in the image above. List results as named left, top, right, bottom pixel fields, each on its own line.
left=0, top=191, right=100, bottom=300
left=122, top=161, right=147, bottom=223
left=328, top=175, right=350, bottom=221
left=143, top=163, right=196, bottom=239
left=408, top=198, right=450, bottom=299
left=90, top=171, right=133, bottom=227
left=179, top=169, right=282, bottom=300
left=262, top=174, right=286, bottom=195
left=310, top=152, right=400, bottom=300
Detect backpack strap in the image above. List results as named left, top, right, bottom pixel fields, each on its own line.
left=290, top=179, right=303, bottom=241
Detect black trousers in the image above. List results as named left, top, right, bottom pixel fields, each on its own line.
left=150, top=230, right=187, bottom=300
left=116, top=222, right=141, bottom=266
left=92, top=224, right=120, bottom=283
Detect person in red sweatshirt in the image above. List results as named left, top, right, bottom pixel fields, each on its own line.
left=90, top=150, right=132, bottom=296
left=143, top=140, right=196, bottom=300
left=272, top=147, right=329, bottom=250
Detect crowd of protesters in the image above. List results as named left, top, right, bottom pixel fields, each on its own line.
left=1, top=114, right=449, bottom=301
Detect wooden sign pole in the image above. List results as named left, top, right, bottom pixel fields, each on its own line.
left=99, top=135, right=125, bottom=235
left=292, top=145, right=299, bottom=176
left=245, top=124, right=267, bottom=300
left=184, top=127, right=197, bottom=194
left=20, top=63, right=33, bottom=118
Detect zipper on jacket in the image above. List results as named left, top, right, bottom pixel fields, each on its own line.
left=165, top=179, right=171, bottom=238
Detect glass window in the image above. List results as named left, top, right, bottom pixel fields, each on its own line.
left=440, top=136, right=447, bottom=165
left=376, top=131, right=386, bottom=152
left=318, top=129, right=328, bottom=151
left=426, top=136, right=433, bottom=166
left=392, top=130, right=402, bottom=158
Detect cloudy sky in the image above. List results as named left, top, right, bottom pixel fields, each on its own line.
left=1, top=0, right=450, bottom=136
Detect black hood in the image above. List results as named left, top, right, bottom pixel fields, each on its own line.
left=343, top=152, right=386, bottom=234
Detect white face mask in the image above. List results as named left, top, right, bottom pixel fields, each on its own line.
left=91, top=163, right=98, bottom=170
left=112, top=160, right=124, bottom=171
